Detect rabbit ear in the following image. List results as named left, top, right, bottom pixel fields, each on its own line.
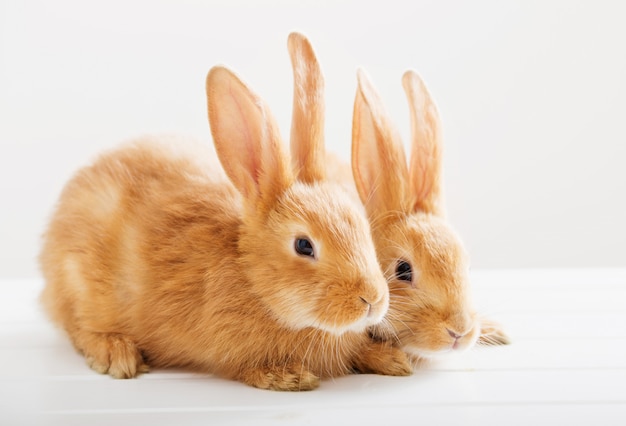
left=206, top=66, right=293, bottom=206
left=402, top=70, right=444, bottom=216
left=352, top=68, right=411, bottom=217
left=288, top=32, right=326, bottom=183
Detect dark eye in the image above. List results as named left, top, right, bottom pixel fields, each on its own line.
left=395, top=260, right=413, bottom=282
left=294, top=237, right=315, bottom=258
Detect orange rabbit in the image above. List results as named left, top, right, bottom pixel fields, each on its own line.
left=348, top=68, right=509, bottom=366
left=38, top=35, right=412, bottom=391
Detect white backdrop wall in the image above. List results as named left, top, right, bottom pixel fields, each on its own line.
left=1, top=0, right=625, bottom=278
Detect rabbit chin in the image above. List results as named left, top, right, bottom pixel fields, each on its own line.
left=331, top=303, right=390, bottom=335
left=286, top=308, right=385, bottom=337
left=403, top=339, right=476, bottom=360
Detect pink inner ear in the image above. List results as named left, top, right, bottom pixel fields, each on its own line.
left=358, top=153, right=380, bottom=206
left=208, top=69, right=266, bottom=199
left=228, top=85, right=261, bottom=186
left=352, top=94, right=382, bottom=205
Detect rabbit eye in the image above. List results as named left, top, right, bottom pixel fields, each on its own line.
left=294, top=237, right=315, bottom=258
left=395, top=260, right=413, bottom=282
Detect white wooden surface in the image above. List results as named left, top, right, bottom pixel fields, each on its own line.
left=1, top=269, right=625, bottom=425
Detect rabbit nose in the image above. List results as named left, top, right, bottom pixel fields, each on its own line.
left=361, top=276, right=387, bottom=306
left=447, top=328, right=467, bottom=350
left=447, top=328, right=464, bottom=340
left=360, top=274, right=389, bottom=323
left=359, top=297, right=372, bottom=316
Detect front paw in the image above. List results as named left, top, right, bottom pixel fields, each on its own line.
left=354, top=341, right=413, bottom=376
left=80, top=332, right=148, bottom=379
left=478, top=318, right=511, bottom=346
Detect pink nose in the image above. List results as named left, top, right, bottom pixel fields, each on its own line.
left=360, top=297, right=372, bottom=317
left=447, top=328, right=463, bottom=340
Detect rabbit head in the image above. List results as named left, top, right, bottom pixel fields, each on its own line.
left=205, top=48, right=388, bottom=337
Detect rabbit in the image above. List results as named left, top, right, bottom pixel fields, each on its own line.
left=347, top=68, right=510, bottom=367
left=38, top=39, right=413, bottom=391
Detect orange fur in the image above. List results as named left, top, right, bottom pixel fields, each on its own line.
left=39, top=42, right=412, bottom=391
left=349, top=69, right=510, bottom=366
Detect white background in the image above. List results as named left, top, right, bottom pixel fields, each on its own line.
left=1, top=0, right=625, bottom=279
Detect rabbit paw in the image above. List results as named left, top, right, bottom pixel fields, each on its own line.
left=478, top=318, right=511, bottom=346
left=81, top=332, right=148, bottom=379
left=240, top=367, right=321, bottom=391
left=353, top=340, right=413, bottom=376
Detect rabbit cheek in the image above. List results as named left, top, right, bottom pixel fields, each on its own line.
left=259, top=290, right=321, bottom=331
left=256, top=286, right=368, bottom=335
